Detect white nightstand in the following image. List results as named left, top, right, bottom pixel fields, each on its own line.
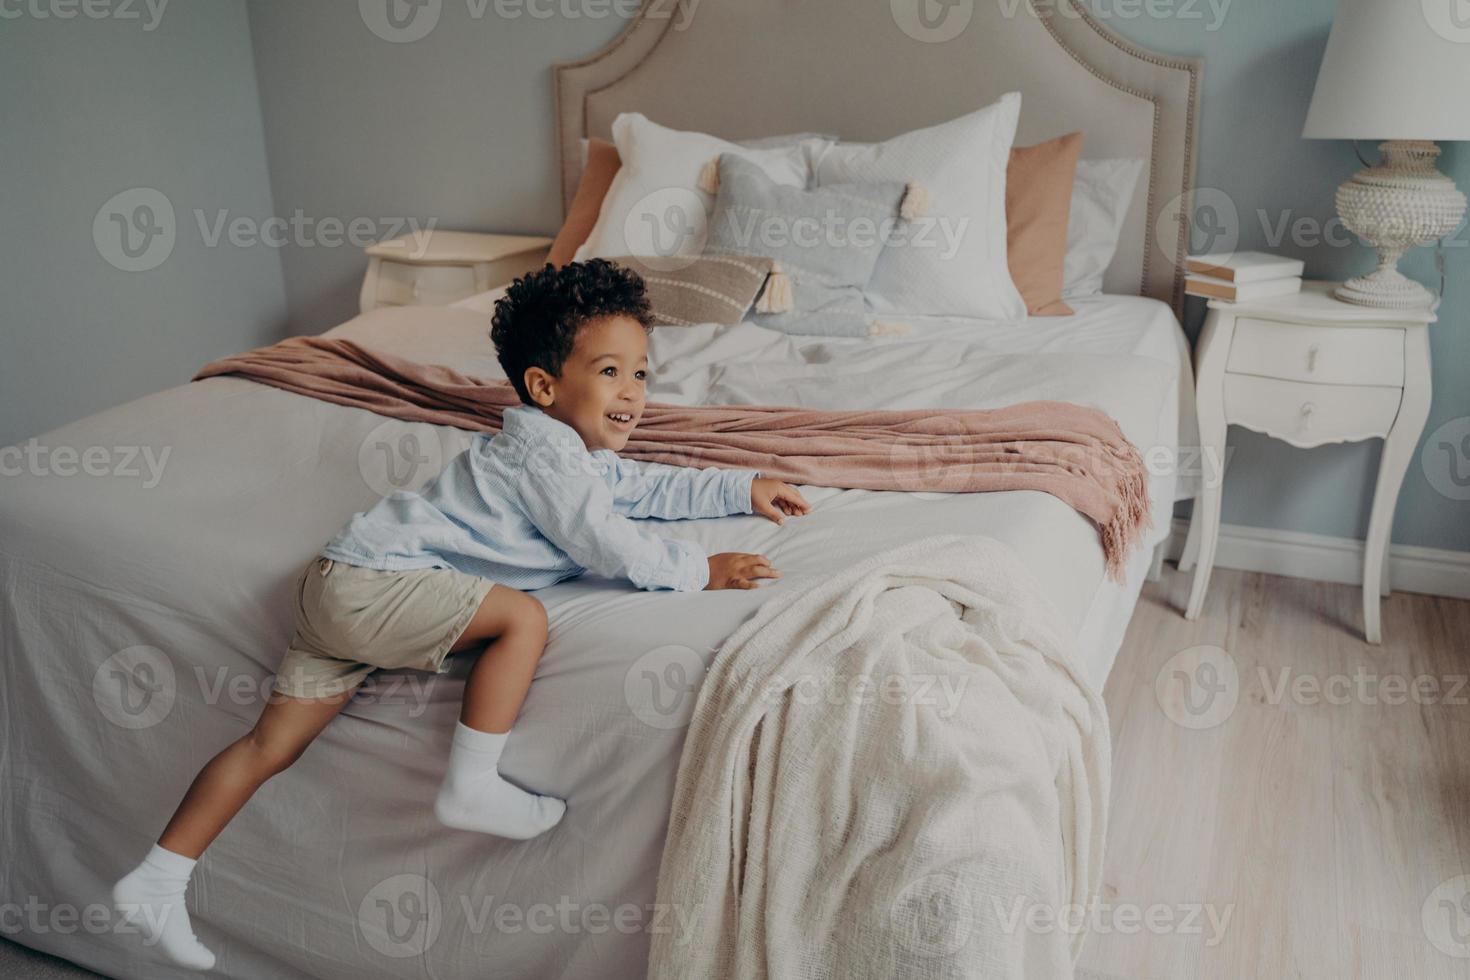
left=359, top=231, right=552, bottom=313
left=1182, top=280, right=1435, bottom=643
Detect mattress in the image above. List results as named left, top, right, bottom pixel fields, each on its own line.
left=0, top=294, right=1194, bottom=979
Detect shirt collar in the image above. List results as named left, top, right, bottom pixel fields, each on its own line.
left=503, top=404, right=587, bottom=450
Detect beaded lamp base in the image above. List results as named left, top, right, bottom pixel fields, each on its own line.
left=1334, top=140, right=1465, bottom=310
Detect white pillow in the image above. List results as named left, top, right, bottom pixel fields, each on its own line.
left=810, top=93, right=1026, bottom=320
left=1061, top=157, right=1144, bottom=300
left=575, top=113, right=820, bottom=265
left=571, top=131, right=835, bottom=189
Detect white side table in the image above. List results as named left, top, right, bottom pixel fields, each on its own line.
left=360, top=231, right=552, bottom=313
left=1182, top=281, right=1435, bottom=643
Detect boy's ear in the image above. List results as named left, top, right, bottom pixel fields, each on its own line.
left=523, top=367, right=555, bottom=407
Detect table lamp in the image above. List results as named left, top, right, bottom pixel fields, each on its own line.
left=1302, top=0, right=1470, bottom=309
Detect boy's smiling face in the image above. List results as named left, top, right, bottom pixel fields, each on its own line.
left=523, top=314, right=649, bottom=452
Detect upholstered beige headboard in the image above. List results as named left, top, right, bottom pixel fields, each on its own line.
left=554, top=0, right=1201, bottom=317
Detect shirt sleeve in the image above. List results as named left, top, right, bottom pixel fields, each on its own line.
left=603, top=454, right=757, bottom=521
left=516, top=442, right=711, bottom=592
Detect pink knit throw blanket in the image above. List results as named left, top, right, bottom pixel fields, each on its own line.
left=195, top=336, right=1151, bottom=580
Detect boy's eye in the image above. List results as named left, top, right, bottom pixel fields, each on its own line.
left=600, top=366, right=616, bottom=377
left=634, top=370, right=648, bottom=381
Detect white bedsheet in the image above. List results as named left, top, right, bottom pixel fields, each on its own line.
left=0, top=295, right=1193, bottom=980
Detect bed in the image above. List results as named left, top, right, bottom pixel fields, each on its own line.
left=0, top=2, right=1201, bottom=977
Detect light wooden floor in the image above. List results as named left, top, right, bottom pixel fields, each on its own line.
left=1080, top=565, right=1470, bottom=980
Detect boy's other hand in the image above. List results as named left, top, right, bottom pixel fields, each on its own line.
left=706, top=553, right=780, bottom=591
left=751, top=478, right=810, bottom=525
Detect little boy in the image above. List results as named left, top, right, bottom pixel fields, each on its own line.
left=113, top=259, right=810, bottom=970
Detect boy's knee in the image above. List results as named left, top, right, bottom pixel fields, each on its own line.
left=513, top=591, right=549, bottom=639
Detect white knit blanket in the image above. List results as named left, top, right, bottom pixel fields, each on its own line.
left=646, top=536, right=1110, bottom=980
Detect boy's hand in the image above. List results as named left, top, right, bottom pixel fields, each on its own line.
left=706, top=552, right=780, bottom=590
left=751, top=478, right=810, bottom=525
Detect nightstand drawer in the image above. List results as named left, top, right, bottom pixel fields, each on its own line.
left=372, top=261, right=479, bottom=307
left=1226, top=318, right=1404, bottom=387
left=1223, top=374, right=1401, bottom=447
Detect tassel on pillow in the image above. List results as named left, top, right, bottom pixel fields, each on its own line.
left=755, top=262, right=794, bottom=314
left=869, top=319, right=912, bottom=337
left=696, top=157, right=721, bottom=196
left=899, top=182, right=929, bottom=220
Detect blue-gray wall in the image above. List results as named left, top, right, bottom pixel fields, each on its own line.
left=5, top=0, right=1467, bottom=555
left=245, top=0, right=626, bottom=337
left=0, top=0, right=287, bottom=449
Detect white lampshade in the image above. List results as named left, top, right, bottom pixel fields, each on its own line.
left=1303, top=0, right=1470, bottom=141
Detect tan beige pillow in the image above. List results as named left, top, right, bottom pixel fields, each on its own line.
left=1007, top=132, right=1084, bottom=317
left=547, top=138, right=621, bottom=267
left=611, top=255, right=775, bottom=326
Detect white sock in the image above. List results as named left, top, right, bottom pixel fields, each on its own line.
left=434, top=722, right=565, bottom=839
left=113, top=844, right=216, bottom=971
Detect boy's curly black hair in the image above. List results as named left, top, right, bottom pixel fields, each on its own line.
left=491, top=259, right=654, bottom=405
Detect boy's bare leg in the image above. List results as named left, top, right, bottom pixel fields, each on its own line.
left=435, top=585, right=564, bottom=838
left=159, top=692, right=353, bottom=857
left=448, top=584, right=550, bottom=733
left=115, top=692, right=351, bottom=970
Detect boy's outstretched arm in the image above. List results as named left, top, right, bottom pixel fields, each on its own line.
left=608, top=457, right=809, bottom=524
left=519, top=455, right=714, bottom=591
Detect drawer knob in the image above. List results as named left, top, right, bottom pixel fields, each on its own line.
left=1300, top=402, right=1315, bottom=431
left=411, top=279, right=422, bottom=299
left=1306, top=344, right=1320, bottom=372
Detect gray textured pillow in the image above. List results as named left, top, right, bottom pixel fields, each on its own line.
left=611, top=254, right=774, bottom=326
left=704, top=153, right=919, bottom=337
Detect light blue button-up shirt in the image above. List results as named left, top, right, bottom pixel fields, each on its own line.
left=321, top=405, right=757, bottom=592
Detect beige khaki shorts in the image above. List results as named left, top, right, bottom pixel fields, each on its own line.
left=274, top=557, right=496, bottom=700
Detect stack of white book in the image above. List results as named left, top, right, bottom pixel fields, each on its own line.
left=1185, top=251, right=1304, bottom=302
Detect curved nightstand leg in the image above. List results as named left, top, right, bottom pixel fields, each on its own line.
left=1184, top=415, right=1227, bottom=620
left=1362, top=444, right=1405, bottom=645
left=1184, top=478, right=1222, bottom=620
left=1362, top=330, right=1432, bottom=645
left=1177, top=504, right=1202, bottom=573
left=1185, top=308, right=1231, bottom=621
left=1380, top=545, right=1392, bottom=598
